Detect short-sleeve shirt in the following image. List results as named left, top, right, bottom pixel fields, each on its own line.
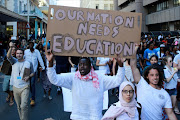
left=143, top=48, right=158, bottom=66
left=164, top=66, right=178, bottom=89
left=136, top=77, right=172, bottom=120
left=9, top=58, right=33, bottom=88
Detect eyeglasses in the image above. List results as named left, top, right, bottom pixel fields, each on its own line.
left=122, top=90, right=134, bottom=94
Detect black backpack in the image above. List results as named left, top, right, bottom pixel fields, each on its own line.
left=0, top=57, right=12, bottom=75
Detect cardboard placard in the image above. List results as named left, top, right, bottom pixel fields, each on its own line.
left=46, top=5, right=142, bottom=58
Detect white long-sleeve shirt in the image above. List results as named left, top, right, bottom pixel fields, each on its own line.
left=24, top=49, right=45, bottom=72
left=47, top=66, right=125, bottom=120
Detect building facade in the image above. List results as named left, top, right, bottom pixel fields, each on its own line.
left=114, top=0, right=180, bottom=32
left=80, top=0, right=114, bottom=10
left=0, top=0, right=57, bottom=39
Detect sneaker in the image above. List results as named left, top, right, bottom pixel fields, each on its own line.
left=48, top=96, right=52, bottom=100
left=43, top=94, right=46, bottom=98
left=30, top=100, right=35, bottom=106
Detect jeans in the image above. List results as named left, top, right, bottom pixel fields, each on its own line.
left=30, top=72, right=37, bottom=100
left=13, top=85, right=30, bottom=120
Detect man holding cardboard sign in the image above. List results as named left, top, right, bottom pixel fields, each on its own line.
left=46, top=5, right=141, bottom=119
left=46, top=51, right=125, bottom=120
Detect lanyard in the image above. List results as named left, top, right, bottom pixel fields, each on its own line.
left=19, top=62, right=25, bottom=76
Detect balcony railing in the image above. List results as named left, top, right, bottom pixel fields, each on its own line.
left=20, top=6, right=43, bottom=19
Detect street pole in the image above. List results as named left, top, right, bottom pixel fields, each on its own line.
left=113, top=0, right=118, bottom=10
left=27, top=0, right=29, bottom=40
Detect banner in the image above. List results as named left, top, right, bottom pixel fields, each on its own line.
left=47, top=5, right=142, bottom=57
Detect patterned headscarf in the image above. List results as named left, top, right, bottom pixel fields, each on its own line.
left=75, top=66, right=99, bottom=89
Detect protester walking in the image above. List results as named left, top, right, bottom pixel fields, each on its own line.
left=1, top=46, right=16, bottom=106
left=7, top=42, right=34, bottom=120
left=163, top=55, right=180, bottom=114
left=102, top=81, right=141, bottom=120
left=46, top=50, right=125, bottom=120
left=24, top=41, right=45, bottom=106
left=130, top=44, right=177, bottom=120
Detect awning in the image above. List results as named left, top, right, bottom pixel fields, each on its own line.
left=0, top=6, right=27, bottom=22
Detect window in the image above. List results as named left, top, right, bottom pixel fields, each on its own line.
left=110, top=4, right=113, bottom=10
left=161, top=23, right=169, bottom=31
left=174, top=21, right=180, bottom=31
left=19, top=1, right=22, bottom=13
left=156, top=1, right=169, bottom=12
left=173, top=0, right=180, bottom=7
left=104, top=4, right=108, bottom=10
left=24, top=4, right=27, bottom=11
left=148, top=4, right=156, bottom=14
left=96, top=4, right=99, bottom=9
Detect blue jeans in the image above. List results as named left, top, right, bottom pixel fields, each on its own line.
left=30, top=72, right=37, bottom=100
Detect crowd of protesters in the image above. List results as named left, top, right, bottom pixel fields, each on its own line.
left=0, top=33, right=180, bottom=120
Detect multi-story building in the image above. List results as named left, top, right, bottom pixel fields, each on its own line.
left=0, top=0, right=27, bottom=35
left=114, top=0, right=180, bottom=32
left=80, top=0, right=114, bottom=10
left=0, top=0, right=57, bottom=39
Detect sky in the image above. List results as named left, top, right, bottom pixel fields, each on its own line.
left=56, top=0, right=80, bottom=7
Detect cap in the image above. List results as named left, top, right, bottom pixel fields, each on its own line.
left=10, top=36, right=18, bottom=40
left=160, top=44, right=165, bottom=47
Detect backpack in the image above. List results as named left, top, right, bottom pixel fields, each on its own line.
left=0, top=57, right=12, bottom=75
left=137, top=102, right=142, bottom=120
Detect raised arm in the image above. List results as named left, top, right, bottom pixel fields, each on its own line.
left=130, top=44, right=141, bottom=84
left=68, top=57, right=75, bottom=67
left=103, top=57, right=125, bottom=91
left=46, top=50, right=72, bottom=89
left=112, top=59, right=117, bottom=75
left=7, top=42, right=14, bottom=59
left=7, top=42, right=17, bottom=64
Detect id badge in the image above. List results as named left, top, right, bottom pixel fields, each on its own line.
left=17, top=76, right=22, bottom=79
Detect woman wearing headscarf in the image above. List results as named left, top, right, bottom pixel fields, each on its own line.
left=102, top=81, right=140, bottom=120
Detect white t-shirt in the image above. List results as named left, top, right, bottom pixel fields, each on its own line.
left=47, top=67, right=125, bottom=120
left=164, top=66, right=178, bottom=89
left=124, top=62, right=134, bottom=82
left=10, top=59, right=32, bottom=88
left=97, top=57, right=110, bottom=74
left=24, top=49, right=45, bottom=72
left=136, top=77, right=172, bottom=120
